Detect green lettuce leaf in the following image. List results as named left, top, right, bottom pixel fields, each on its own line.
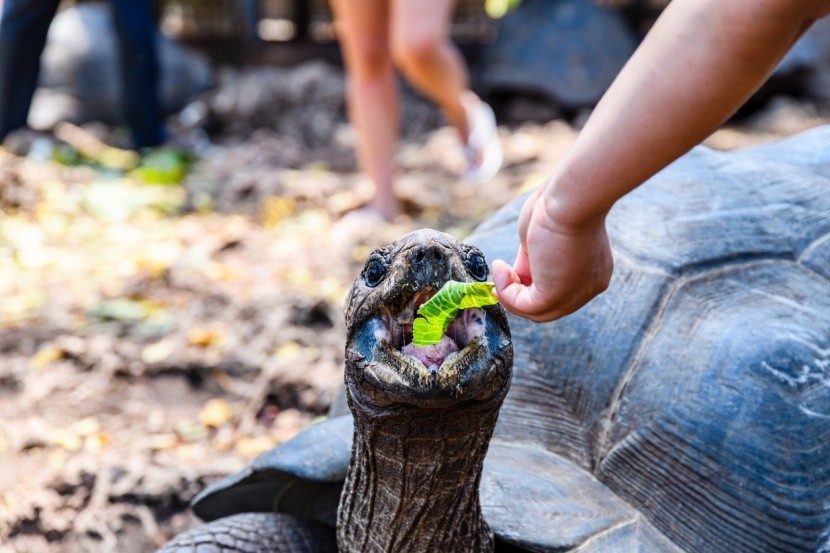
left=412, top=281, right=499, bottom=347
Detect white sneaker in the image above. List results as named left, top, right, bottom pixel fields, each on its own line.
left=461, top=96, right=503, bottom=183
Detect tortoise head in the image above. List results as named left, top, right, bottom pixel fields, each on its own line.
left=344, top=229, right=513, bottom=412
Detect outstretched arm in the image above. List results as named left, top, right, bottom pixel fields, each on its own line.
left=493, top=0, right=830, bottom=322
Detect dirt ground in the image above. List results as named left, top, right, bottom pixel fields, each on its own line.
left=1, top=62, right=827, bottom=553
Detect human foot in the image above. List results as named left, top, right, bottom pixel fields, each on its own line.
left=460, top=93, right=503, bottom=183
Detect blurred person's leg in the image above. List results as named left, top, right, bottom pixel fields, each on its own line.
left=0, top=0, right=61, bottom=141
left=391, top=0, right=501, bottom=181
left=390, top=0, right=468, bottom=139
left=110, top=0, right=165, bottom=149
left=330, top=0, right=401, bottom=220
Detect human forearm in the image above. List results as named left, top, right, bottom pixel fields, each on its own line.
left=545, top=0, right=829, bottom=227
left=494, top=0, right=830, bottom=322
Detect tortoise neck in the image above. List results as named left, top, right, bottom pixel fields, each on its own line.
left=336, top=405, right=499, bottom=553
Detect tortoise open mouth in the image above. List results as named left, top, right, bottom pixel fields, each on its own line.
left=361, top=289, right=494, bottom=398
left=381, top=290, right=486, bottom=371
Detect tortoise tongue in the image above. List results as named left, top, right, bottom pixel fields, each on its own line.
left=401, top=335, right=459, bottom=373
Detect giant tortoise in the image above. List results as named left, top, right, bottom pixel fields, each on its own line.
left=159, top=125, right=830, bottom=552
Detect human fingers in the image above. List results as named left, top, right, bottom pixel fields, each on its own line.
left=492, top=258, right=557, bottom=321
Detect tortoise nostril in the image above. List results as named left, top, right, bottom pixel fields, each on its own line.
left=413, top=246, right=444, bottom=265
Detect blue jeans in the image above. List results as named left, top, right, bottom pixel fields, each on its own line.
left=0, top=0, right=165, bottom=148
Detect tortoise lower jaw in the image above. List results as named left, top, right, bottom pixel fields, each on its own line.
left=353, top=331, right=509, bottom=409
left=369, top=334, right=486, bottom=391
left=346, top=298, right=511, bottom=409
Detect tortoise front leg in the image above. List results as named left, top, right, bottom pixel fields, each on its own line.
left=157, top=512, right=337, bottom=553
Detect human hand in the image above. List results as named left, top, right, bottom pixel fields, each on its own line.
left=492, top=186, right=613, bottom=322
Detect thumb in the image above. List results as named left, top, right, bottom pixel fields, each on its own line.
left=492, top=259, right=525, bottom=309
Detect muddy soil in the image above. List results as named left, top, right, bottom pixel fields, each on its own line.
left=0, top=61, right=826, bottom=552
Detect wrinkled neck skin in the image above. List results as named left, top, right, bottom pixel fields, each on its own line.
left=337, top=402, right=500, bottom=553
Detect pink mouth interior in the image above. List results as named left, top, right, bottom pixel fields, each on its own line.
left=401, top=336, right=459, bottom=374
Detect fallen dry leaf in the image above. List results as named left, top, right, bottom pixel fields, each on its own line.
left=198, top=398, right=233, bottom=428
left=46, top=428, right=82, bottom=452
left=84, top=432, right=111, bottom=452
left=261, top=196, right=296, bottom=229
left=234, top=435, right=276, bottom=458
left=141, top=339, right=176, bottom=364
left=273, top=341, right=302, bottom=360
left=187, top=327, right=225, bottom=348
left=31, top=345, right=63, bottom=369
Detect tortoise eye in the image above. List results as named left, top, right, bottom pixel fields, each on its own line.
left=468, top=253, right=489, bottom=282
left=364, top=259, right=386, bottom=287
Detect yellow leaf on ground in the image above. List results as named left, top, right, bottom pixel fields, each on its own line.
left=188, top=327, right=225, bottom=348
left=261, top=197, right=296, bottom=230
left=84, top=432, right=110, bottom=451
left=273, top=341, right=301, bottom=360
left=141, top=339, right=175, bottom=364
left=46, top=428, right=82, bottom=452
left=235, top=435, right=276, bottom=458
left=199, top=398, right=233, bottom=428
left=31, top=345, right=62, bottom=369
